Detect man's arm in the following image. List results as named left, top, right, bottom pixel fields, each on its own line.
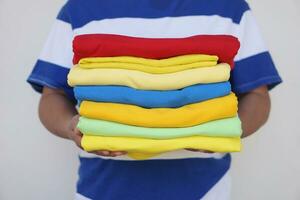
left=39, top=87, right=78, bottom=139
left=238, top=86, right=271, bottom=138
left=39, top=87, right=127, bottom=157
left=187, top=86, right=270, bottom=153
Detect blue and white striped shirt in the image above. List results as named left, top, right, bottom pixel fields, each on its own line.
left=27, top=0, right=282, bottom=199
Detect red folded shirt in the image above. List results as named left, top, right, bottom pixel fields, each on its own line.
left=73, top=34, right=240, bottom=69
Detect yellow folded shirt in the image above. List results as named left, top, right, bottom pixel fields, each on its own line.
left=79, top=93, right=237, bottom=128
left=67, top=63, right=230, bottom=90
left=81, top=135, right=242, bottom=160
left=78, top=54, right=218, bottom=74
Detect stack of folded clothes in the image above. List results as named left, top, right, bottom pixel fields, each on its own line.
left=68, top=34, right=242, bottom=159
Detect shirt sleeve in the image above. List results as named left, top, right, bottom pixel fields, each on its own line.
left=27, top=5, right=75, bottom=101
left=230, top=6, right=282, bottom=94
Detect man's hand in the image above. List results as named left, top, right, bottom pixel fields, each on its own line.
left=67, top=115, right=82, bottom=148
left=67, top=115, right=127, bottom=157
left=186, top=86, right=271, bottom=152
left=40, top=87, right=127, bottom=157
left=185, top=148, right=213, bottom=153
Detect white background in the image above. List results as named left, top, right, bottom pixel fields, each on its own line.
left=1, top=0, right=299, bottom=199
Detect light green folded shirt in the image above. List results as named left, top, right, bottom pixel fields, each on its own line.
left=78, top=116, right=242, bottom=139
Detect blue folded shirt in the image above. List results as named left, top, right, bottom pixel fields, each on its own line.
left=74, top=82, right=231, bottom=108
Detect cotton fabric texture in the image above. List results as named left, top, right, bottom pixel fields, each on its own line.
left=68, top=63, right=230, bottom=90
left=74, top=82, right=231, bottom=108
left=73, top=34, right=240, bottom=68
left=79, top=93, right=237, bottom=128
left=81, top=135, right=242, bottom=160
left=78, top=116, right=242, bottom=139
left=78, top=54, right=218, bottom=74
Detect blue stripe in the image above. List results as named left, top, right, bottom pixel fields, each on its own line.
left=74, top=82, right=231, bottom=108
left=231, top=52, right=282, bottom=94
left=57, top=3, right=71, bottom=23
left=27, top=60, right=75, bottom=101
left=77, top=155, right=231, bottom=200
left=59, top=0, right=250, bottom=29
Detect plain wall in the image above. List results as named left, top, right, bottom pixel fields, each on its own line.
left=1, top=0, right=299, bottom=199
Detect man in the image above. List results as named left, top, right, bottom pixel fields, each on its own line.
left=27, top=0, right=282, bottom=199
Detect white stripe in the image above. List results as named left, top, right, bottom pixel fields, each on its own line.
left=40, top=19, right=73, bottom=68
left=75, top=193, right=92, bottom=200
left=234, top=11, right=268, bottom=61
left=201, top=172, right=231, bottom=200
left=74, top=15, right=239, bottom=38
left=79, top=149, right=226, bottom=160
left=74, top=11, right=267, bottom=61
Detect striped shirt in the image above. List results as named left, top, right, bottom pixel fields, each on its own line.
left=27, top=0, right=282, bottom=199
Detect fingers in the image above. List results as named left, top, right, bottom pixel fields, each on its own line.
left=73, top=127, right=82, bottom=137
left=70, top=117, right=127, bottom=157
left=91, top=150, right=110, bottom=156
left=69, top=115, right=127, bottom=157
left=70, top=129, right=83, bottom=149
left=70, top=115, right=80, bottom=131
left=73, top=114, right=80, bottom=123
left=201, top=150, right=214, bottom=153
left=111, top=151, right=127, bottom=156
left=90, top=150, right=127, bottom=157
left=185, top=148, right=214, bottom=153
left=73, top=134, right=83, bottom=149
left=68, top=114, right=83, bottom=149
